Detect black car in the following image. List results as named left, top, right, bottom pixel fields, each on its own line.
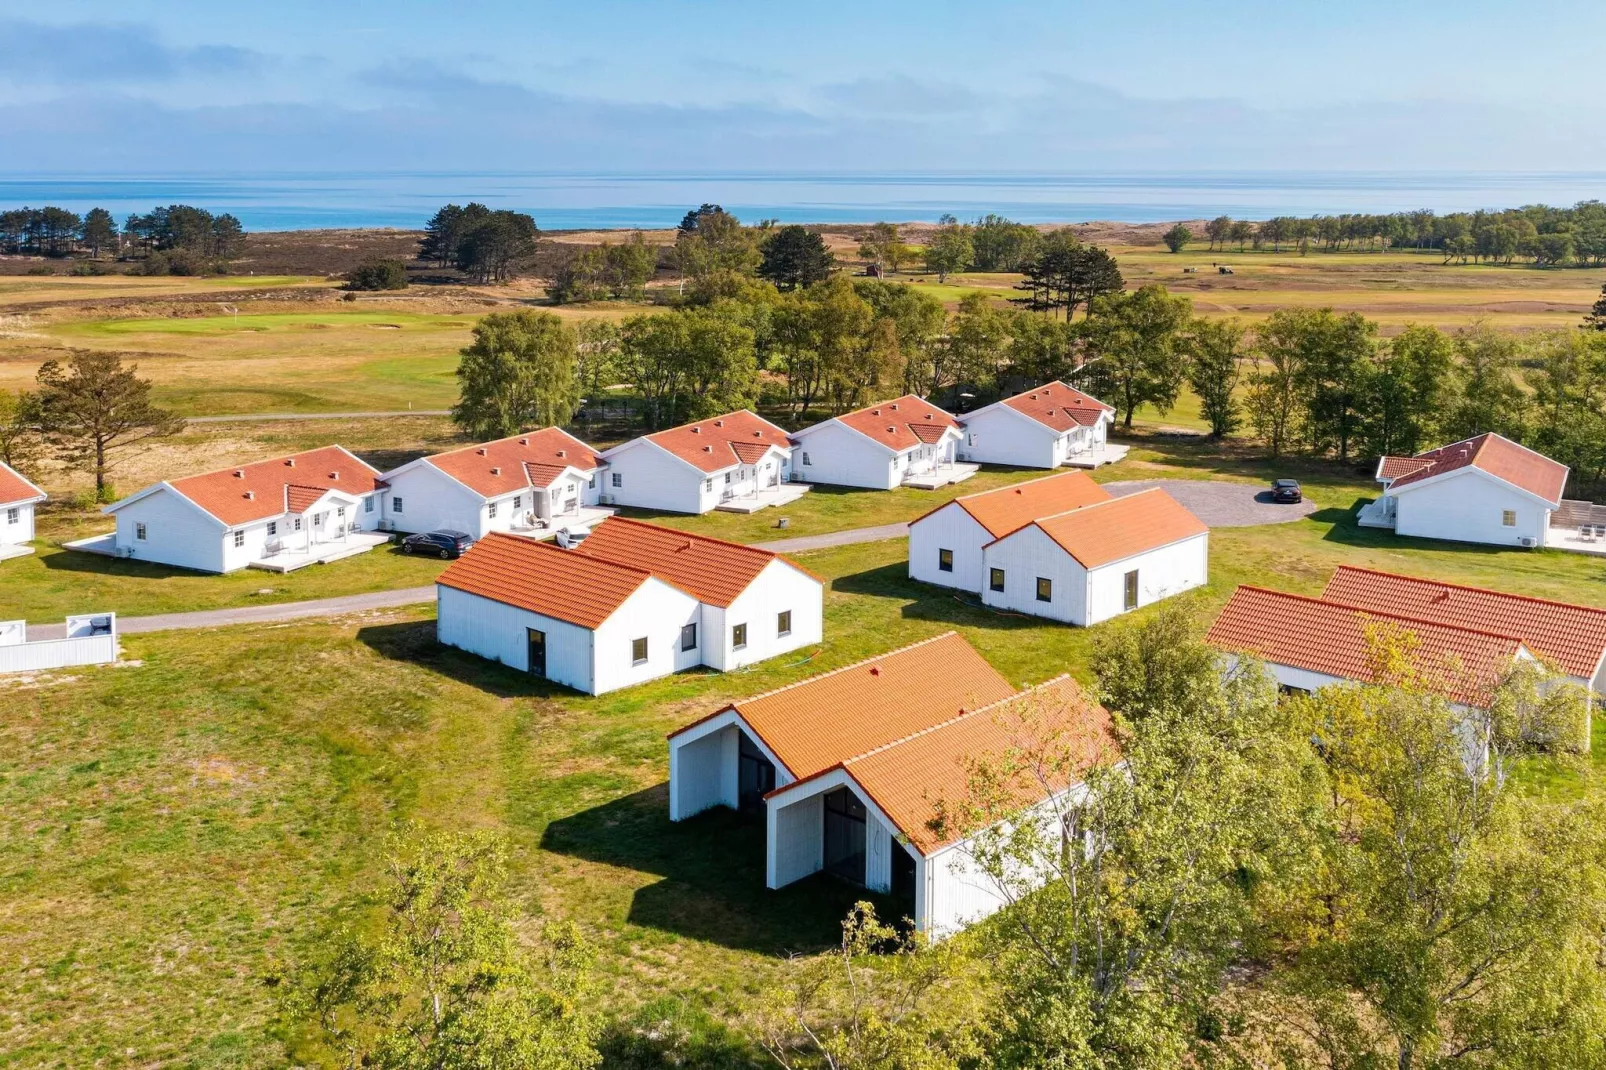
left=1270, top=479, right=1303, bottom=504
left=401, top=529, right=473, bottom=559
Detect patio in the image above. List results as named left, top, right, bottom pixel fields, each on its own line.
left=715, top=483, right=813, bottom=513
left=902, top=462, right=980, bottom=490
left=0, top=542, right=35, bottom=562
left=249, top=531, right=391, bottom=572
left=506, top=504, right=617, bottom=540
left=1063, top=443, right=1130, bottom=469
left=1548, top=500, right=1606, bottom=556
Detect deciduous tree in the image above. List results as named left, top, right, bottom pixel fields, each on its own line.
left=1081, top=284, right=1192, bottom=429
left=33, top=351, right=183, bottom=496
left=1162, top=223, right=1193, bottom=254
left=922, top=222, right=973, bottom=282
left=452, top=310, right=580, bottom=438
left=1360, top=323, right=1454, bottom=458
left=1184, top=316, right=1247, bottom=439
left=0, top=391, right=43, bottom=476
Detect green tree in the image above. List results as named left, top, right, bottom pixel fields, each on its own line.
left=676, top=302, right=759, bottom=419
left=1081, top=284, right=1192, bottom=429
left=210, top=213, right=246, bottom=260
left=1585, top=283, right=1606, bottom=330
left=33, top=350, right=183, bottom=496
left=1162, top=223, right=1193, bottom=254
left=600, top=232, right=658, bottom=299
left=855, top=280, right=947, bottom=395
left=345, top=257, right=409, bottom=291
left=78, top=207, right=117, bottom=258
left=1013, top=232, right=1124, bottom=321
left=760, top=226, right=835, bottom=291
left=1205, top=215, right=1232, bottom=251
left=945, top=292, right=1010, bottom=395
left=419, top=204, right=471, bottom=267
left=1184, top=317, right=1247, bottom=439
left=673, top=206, right=759, bottom=291
left=574, top=319, right=620, bottom=403
left=1006, top=311, right=1075, bottom=389
left=617, top=312, right=691, bottom=428
left=1229, top=219, right=1254, bottom=251
left=452, top=311, right=580, bottom=439
left=456, top=209, right=540, bottom=284
left=922, top=222, right=973, bottom=282
left=295, top=829, right=602, bottom=1070
left=1360, top=323, right=1454, bottom=458
left=1295, top=309, right=1377, bottom=461
left=1443, top=321, right=1528, bottom=441
left=858, top=222, right=901, bottom=273
left=549, top=247, right=607, bottom=304
left=969, top=214, right=1042, bottom=271
left=0, top=391, right=43, bottom=476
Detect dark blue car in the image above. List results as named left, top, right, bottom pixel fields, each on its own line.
left=401, top=529, right=473, bottom=559
left=1271, top=479, right=1303, bottom=503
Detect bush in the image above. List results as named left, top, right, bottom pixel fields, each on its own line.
left=25, top=265, right=54, bottom=276
left=345, top=257, right=409, bottom=291
left=69, top=260, right=113, bottom=276
left=134, top=249, right=210, bottom=276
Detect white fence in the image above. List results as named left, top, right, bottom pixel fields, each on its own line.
left=0, top=613, right=118, bottom=674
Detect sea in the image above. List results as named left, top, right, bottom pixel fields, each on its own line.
left=0, top=171, right=1602, bottom=232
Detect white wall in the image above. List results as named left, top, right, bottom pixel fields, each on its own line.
left=1, top=501, right=35, bottom=547
left=668, top=722, right=739, bottom=820
left=956, top=407, right=1056, bottom=468
left=111, top=487, right=227, bottom=573
left=383, top=465, right=485, bottom=535
left=980, top=524, right=1085, bottom=624
left=865, top=810, right=897, bottom=893
left=600, top=440, right=715, bottom=514
left=768, top=792, right=824, bottom=888
left=1393, top=471, right=1550, bottom=547
left=1084, top=533, right=1209, bottom=626
left=436, top=584, right=599, bottom=693
left=707, top=560, right=823, bottom=671
left=908, top=503, right=992, bottom=592
left=791, top=421, right=898, bottom=490
left=589, top=581, right=704, bottom=693
left=0, top=631, right=118, bottom=674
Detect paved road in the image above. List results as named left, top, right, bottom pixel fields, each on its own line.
left=186, top=410, right=450, bottom=424
left=754, top=522, right=909, bottom=553
left=1103, top=478, right=1319, bottom=526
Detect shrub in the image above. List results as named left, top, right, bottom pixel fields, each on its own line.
left=69, top=260, right=113, bottom=277
left=25, top=265, right=54, bottom=276
left=345, top=257, right=409, bottom=291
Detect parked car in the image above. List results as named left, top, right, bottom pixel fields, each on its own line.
left=401, top=529, right=473, bottom=558
left=1270, top=479, right=1303, bottom=503
left=554, top=525, right=591, bottom=549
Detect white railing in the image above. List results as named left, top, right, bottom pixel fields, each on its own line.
left=0, top=613, right=118, bottom=674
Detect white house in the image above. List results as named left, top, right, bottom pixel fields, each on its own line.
left=980, top=488, right=1209, bottom=625
left=667, top=631, right=1116, bottom=936
left=0, top=461, right=46, bottom=561
left=956, top=381, right=1121, bottom=469
left=435, top=516, right=824, bottom=695
left=789, top=394, right=972, bottom=490
left=379, top=428, right=608, bottom=538
left=909, top=470, right=1112, bottom=593
left=95, top=445, right=387, bottom=573
left=1361, top=433, right=1568, bottom=548
left=598, top=409, right=806, bottom=514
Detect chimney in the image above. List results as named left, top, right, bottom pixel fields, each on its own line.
left=556, top=449, right=566, bottom=458
left=752, top=431, right=762, bottom=437
left=284, top=458, right=295, bottom=467
left=890, top=402, right=899, bottom=410
left=691, top=426, right=701, bottom=434
left=330, top=472, right=339, bottom=480
left=703, top=445, right=713, bottom=453
left=244, top=491, right=254, bottom=500
left=233, top=469, right=244, bottom=478
left=872, top=408, right=881, bottom=416
left=519, top=437, right=529, bottom=446
left=491, top=467, right=501, bottom=476
left=714, top=419, right=724, bottom=427
left=477, top=448, right=488, bottom=455
left=886, top=426, right=895, bottom=433
left=869, top=665, right=880, bottom=676
left=1029, top=393, right=1038, bottom=400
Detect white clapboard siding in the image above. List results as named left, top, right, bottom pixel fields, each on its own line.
left=908, top=502, right=993, bottom=591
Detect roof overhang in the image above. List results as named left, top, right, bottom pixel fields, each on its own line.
left=1388, top=464, right=1561, bottom=509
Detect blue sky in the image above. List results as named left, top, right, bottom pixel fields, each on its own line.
left=3, top=0, right=1604, bottom=173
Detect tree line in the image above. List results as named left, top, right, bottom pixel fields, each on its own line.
left=0, top=204, right=246, bottom=272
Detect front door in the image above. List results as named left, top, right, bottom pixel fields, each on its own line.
left=823, top=787, right=867, bottom=884
left=526, top=628, right=547, bottom=677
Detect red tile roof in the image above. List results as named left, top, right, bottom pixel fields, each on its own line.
left=644, top=410, right=792, bottom=473
left=436, top=531, right=654, bottom=629
left=917, top=470, right=1112, bottom=538
left=672, top=632, right=1016, bottom=782
left=1376, top=455, right=1433, bottom=481
left=426, top=428, right=602, bottom=498
left=574, top=516, right=821, bottom=608
left=828, top=675, right=1116, bottom=853
left=1000, top=381, right=1114, bottom=432
left=1013, top=488, right=1208, bottom=568
left=1322, top=565, right=1606, bottom=680
left=1206, top=585, right=1526, bottom=706
left=831, top=395, right=961, bottom=453
left=162, top=446, right=383, bottom=527
left=1385, top=433, right=1568, bottom=504
left=0, top=462, right=45, bottom=507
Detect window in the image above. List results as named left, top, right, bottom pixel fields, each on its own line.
left=135, top=522, right=147, bottom=541
left=1501, top=510, right=1517, bottom=527
left=488, top=501, right=498, bottom=519
left=938, top=548, right=953, bottom=573
left=704, top=479, right=713, bottom=491
left=989, top=567, right=1006, bottom=593
left=724, top=472, right=732, bottom=484
left=4, top=507, right=16, bottom=524
left=391, top=495, right=404, bottom=513
left=611, top=472, right=622, bottom=488
left=233, top=530, right=246, bottom=548
left=631, top=636, right=648, bottom=664
left=777, top=610, right=792, bottom=637
left=680, top=623, right=697, bottom=651
left=513, top=495, right=522, bottom=510
left=337, top=505, right=346, bottom=519
left=293, top=517, right=302, bottom=531
left=267, top=521, right=277, bottom=536
left=732, top=623, right=748, bottom=649
left=365, top=496, right=374, bottom=513
left=802, top=452, right=812, bottom=466
left=588, top=476, right=596, bottom=489
left=1124, top=569, right=1139, bottom=611
left=1036, top=577, right=1052, bottom=603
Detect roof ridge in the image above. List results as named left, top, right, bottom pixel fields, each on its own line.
left=1236, top=585, right=1530, bottom=646
left=173, top=444, right=365, bottom=483
left=954, top=469, right=1091, bottom=505
left=843, top=674, right=1075, bottom=766
left=597, top=515, right=780, bottom=560
left=1328, top=565, right=1606, bottom=618
left=731, top=631, right=965, bottom=708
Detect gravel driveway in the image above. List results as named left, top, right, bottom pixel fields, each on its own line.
left=1103, top=479, right=1317, bottom=527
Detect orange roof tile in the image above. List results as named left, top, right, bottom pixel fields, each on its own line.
left=1206, top=585, right=1526, bottom=706
left=918, top=470, right=1112, bottom=538
left=672, top=632, right=1016, bottom=781
left=832, top=395, right=961, bottom=453
left=1000, top=381, right=1114, bottom=432
left=1017, top=488, right=1208, bottom=568
left=574, top=516, right=819, bottom=607
left=833, top=675, right=1115, bottom=853
left=0, top=461, right=45, bottom=506
left=1376, top=455, right=1433, bottom=481
left=645, top=410, right=792, bottom=473
left=163, top=446, right=382, bottom=527
left=436, top=531, right=654, bottom=628
left=427, top=428, right=603, bottom=498
left=1386, top=433, right=1568, bottom=504
left=1322, top=565, right=1606, bottom=680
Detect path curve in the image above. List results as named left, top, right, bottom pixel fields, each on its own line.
left=1102, top=478, right=1318, bottom=527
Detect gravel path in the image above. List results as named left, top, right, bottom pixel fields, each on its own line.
left=1103, top=479, right=1318, bottom=527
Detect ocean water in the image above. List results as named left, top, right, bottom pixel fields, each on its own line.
left=0, top=171, right=1602, bottom=232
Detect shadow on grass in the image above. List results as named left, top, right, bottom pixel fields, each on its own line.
left=1319, top=498, right=1523, bottom=558
left=40, top=545, right=213, bottom=580
left=542, top=787, right=904, bottom=955
left=355, top=618, right=589, bottom=701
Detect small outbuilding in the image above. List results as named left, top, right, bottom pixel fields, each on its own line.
left=435, top=516, right=823, bottom=695
left=0, top=461, right=46, bottom=561
left=379, top=427, right=608, bottom=539
left=980, top=488, right=1209, bottom=625
left=598, top=410, right=805, bottom=514
left=956, top=381, right=1121, bottom=469
left=789, top=394, right=971, bottom=490
left=667, top=631, right=1115, bottom=936
left=1362, top=433, right=1568, bottom=548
